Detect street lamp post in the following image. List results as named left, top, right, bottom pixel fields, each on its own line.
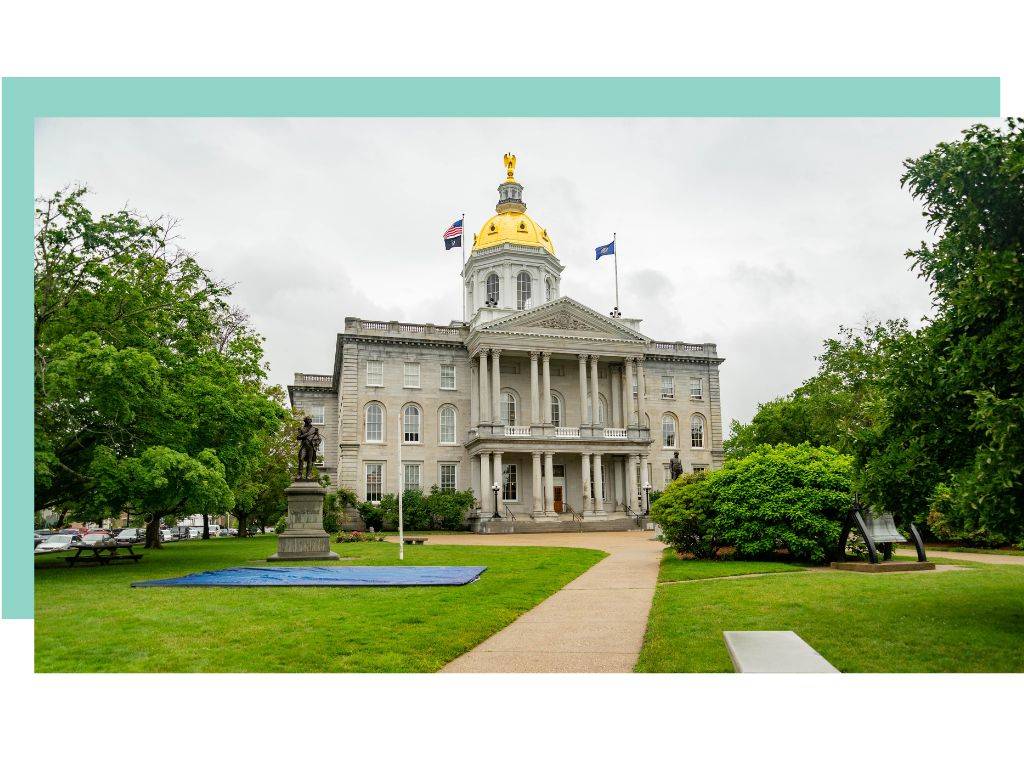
left=492, top=483, right=501, bottom=519
left=642, top=482, right=652, bottom=529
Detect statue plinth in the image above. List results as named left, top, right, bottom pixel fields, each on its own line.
left=267, top=480, right=340, bottom=562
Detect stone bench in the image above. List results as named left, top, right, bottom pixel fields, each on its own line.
left=723, top=631, right=839, bottom=673
left=403, top=537, right=427, bottom=545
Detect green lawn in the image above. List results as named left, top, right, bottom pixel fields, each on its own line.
left=925, top=545, right=1024, bottom=557
left=637, top=559, right=1024, bottom=672
left=658, top=551, right=806, bottom=582
left=35, top=536, right=604, bottom=672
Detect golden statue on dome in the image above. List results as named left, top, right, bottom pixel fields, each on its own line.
left=503, top=153, right=517, bottom=181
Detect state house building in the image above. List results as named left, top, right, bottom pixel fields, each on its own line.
left=289, top=157, right=724, bottom=530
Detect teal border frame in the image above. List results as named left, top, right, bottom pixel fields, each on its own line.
left=2, top=77, right=1001, bottom=619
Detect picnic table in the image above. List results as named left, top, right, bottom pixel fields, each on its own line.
left=64, top=542, right=144, bottom=567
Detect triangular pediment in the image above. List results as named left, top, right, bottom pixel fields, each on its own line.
left=476, top=297, right=648, bottom=342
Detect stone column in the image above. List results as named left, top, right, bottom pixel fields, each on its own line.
left=581, top=452, right=592, bottom=513
left=627, top=453, right=638, bottom=513
left=590, top=355, right=600, bottom=428
left=492, top=452, right=504, bottom=513
left=544, top=451, right=555, bottom=513
left=613, top=457, right=624, bottom=511
left=593, top=453, right=604, bottom=514
left=542, top=352, right=552, bottom=424
left=478, top=349, right=490, bottom=425
left=479, top=452, right=491, bottom=514
left=636, top=358, right=646, bottom=424
left=624, top=357, right=636, bottom=427
left=529, top=351, right=540, bottom=427
left=611, top=365, right=622, bottom=428
left=491, top=349, right=502, bottom=425
left=470, top=359, right=479, bottom=428
left=532, top=451, right=543, bottom=515
left=578, top=354, right=589, bottom=425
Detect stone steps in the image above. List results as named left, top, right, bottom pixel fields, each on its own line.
left=471, top=516, right=644, bottom=534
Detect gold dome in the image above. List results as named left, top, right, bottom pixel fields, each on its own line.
left=474, top=210, right=555, bottom=256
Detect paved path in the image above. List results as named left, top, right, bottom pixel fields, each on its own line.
left=421, top=531, right=664, bottom=673
left=897, top=548, right=1024, bottom=566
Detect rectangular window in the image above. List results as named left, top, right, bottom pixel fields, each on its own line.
left=402, top=462, right=421, bottom=492
left=693, top=465, right=707, bottom=473
left=404, top=362, right=421, bottom=388
left=439, top=463, right=458, bottom=491
left=366, top=360, right=383, bottom=387
left=308, top=405, right=325, bottom=425
left=502, top=464, right=518, bottom=501
left=365, top=463, right=383, bottom=502
left=690, top=377, right=703, bottom=398
left=661, top=375, right=674, bottom=398
left=440, top=363, right=456, bottom=390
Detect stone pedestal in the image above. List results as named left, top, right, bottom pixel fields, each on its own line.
left=268, top=480, right=340, bottom=561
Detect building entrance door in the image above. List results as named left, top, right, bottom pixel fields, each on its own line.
left=553, top=486, right=564, bottom=513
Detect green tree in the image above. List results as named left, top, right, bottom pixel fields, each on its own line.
left=725, top=320, right=908, bottom=459
left=858, top=119, right=1024, bottom=541
left=34, top=187, right=285, bottom=546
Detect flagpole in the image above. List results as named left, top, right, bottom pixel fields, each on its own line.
left=461, top=212, right=466, bottom=323
left=613, top=232, right=620, bottom=315
left=398, top=418, right=404, bottom=561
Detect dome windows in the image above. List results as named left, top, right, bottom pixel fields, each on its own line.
left=516, top=271, right=532, bottom=310
left=486, top=273, right=500, bottom=306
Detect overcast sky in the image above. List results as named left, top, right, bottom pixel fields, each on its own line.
left=35, top=117, right=983, bottom=428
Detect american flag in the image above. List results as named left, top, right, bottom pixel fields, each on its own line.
left=443, top=218, right=463, bottom=250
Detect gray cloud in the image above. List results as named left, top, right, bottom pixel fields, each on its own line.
left=34, top=117, right=987, bottom=429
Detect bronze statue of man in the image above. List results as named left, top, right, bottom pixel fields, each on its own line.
left=669, top=451, right=684, bottom=481
left=296, top=416, right=322, bottom=480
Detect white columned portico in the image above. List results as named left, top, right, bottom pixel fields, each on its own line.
left=478, top=349, right=490, bottom=425
left=491, top=349, right=502, bottom=425
left=624, top=357, right=636, bottom=427
left=578, top=354, right=589, bottom=425
left=592, top=453, right=605, bottom=515
left=532, top=451, right=543, bottom=515
left=470, top=359, right=479, bottom=428
left=529, top=351, right=540, bottom=426
left=589, top=355, right=600, bottom=430
left=581, top=452, right=592, bottom=513
left=479, top=452, right=491, bottom=514
left=543, top=451, right=555, bottom=513
left=541, top=352, right=552, bottom=424
left=627, top=453, right=638, bottom=513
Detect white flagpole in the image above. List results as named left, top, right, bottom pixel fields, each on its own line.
left=613, top=232, right=620, bottom=315
left=398, top=418, right=404, bottom=561
left=461, top=212, right=467, bottom=323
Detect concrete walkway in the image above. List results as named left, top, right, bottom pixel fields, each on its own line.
left=423, top=531, right=664, bottom=673
left=897, top=548, right=1024, bottom=566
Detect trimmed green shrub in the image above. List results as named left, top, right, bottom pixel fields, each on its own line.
left=649, top=472, right=718, bottom=558
left=652, top=444, right=854, bottom=564
left=424, top=485, right=474, bottom=530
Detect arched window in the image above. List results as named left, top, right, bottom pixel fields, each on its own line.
left=587, top=394, right=609, bottom=425
left=550, top=392, right=563, bottom=426
left=662, top=413, right=678, bottom=448
left=403, top=404, right=421, bottom=443
left=501, top=390, right=518, bottom=426
left=516, top=271, right=532, bottom=310
left=364, top=402, right=383, bottom=442
left=690, top=414, right=705, bottom=448
left=438, top=405, right=457, bottom=444
left=545, top=278, right=553, bottom=303
left=486, top=273, right=500, bottom=306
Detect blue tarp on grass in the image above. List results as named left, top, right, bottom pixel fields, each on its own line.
left=132, top=565, right=487, bottom=588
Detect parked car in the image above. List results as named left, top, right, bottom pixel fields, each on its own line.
left=160, top=528, right=179, bottom=542
left=35, top=534, right=78, bottom=553
left=188, top=527, right=203, bottom=539
left=115, top=528, right=144, bottom=544
left=81, top=532, right=114, bottom=547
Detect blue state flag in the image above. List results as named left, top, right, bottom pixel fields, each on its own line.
left=595, top=240, right=615, bottom=260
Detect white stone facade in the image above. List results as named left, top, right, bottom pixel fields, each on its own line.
left=288, top=164, right=725, bottom=523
